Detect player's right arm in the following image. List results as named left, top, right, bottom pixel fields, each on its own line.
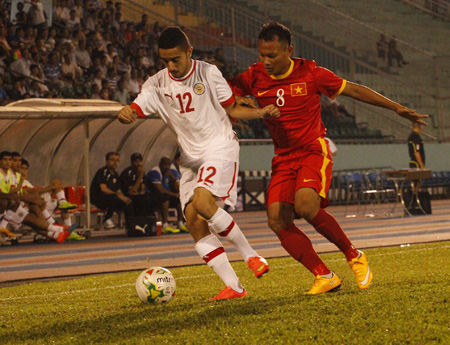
left=118, top=105, right=138, bottom=124
left=225, top=101, right=280, bottom=120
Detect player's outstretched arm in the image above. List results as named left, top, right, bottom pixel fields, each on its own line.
left=225, top=101, right=280, bottom=120
left=341, top=81, right=428, bottom=125
left=118, top=105, right=138, bottom=124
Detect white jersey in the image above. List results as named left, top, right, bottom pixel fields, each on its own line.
left=133, top=60, right=239, bottom=167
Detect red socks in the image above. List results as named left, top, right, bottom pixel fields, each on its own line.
left=276, top=223, right=330, bottom=275
left=308, top=208, right=359, bottom=261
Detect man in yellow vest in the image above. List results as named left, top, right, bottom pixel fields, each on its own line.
left=0, top=151, right=77, bottom=244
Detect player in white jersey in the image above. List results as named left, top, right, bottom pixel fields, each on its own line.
left=0, top=151, right=77, bottom=244
left=118, top=26, right=280, bottom=300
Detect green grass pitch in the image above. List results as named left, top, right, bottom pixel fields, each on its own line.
left=1, top=241, right=449, bottom=344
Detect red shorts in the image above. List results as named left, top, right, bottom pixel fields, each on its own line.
left=266, top=138, right=333, bottom=208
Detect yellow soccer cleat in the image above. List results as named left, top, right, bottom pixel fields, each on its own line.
left=67, top=232, right=86, bottom=241
left=209, top=286, right=248, bottom=301
left=162, top=226, right=180, bottom=234
left=0, top=228, right=17, bottom=239
left=58, top=201, right=78, bottom=211
left=307, top=273, right=342, bottom=295
left=349, top=251, right=373, bottom=290
left=178, top=224, right=189, bottom=233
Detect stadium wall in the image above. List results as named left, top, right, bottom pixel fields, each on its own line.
left=239, top=143, right=450, bottom=172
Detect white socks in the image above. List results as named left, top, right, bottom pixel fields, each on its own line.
left=56, top=190, right=67, bottom=204
left=208, top=208, right=257, bottom=262
left=63, top=217, right=72, bottom=226
left=195, top=234, right=243, bottom=292
left=42, top=209, right=55, bottom=225
left=47, top=224, right=64, bottom=239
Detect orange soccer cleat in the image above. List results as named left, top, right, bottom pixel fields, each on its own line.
left=247, top=256, right=269, bottom=278
left=209, top=286, right=248, bottom=301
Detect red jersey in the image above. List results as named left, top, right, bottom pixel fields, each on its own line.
left=230, top=58, right=346, bottom=155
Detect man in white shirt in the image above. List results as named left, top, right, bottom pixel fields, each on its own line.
left=118, top=26, right=280, bottom=300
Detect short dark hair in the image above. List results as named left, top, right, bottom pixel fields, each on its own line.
left=21, top=158, right=29, bottom=167
left=158, top=26, right=190, bottom=50
left=130, top=152, right=143, bottom=162
left=11, top=151, right=21, bottom=158
left=0, top=151, right=12, bottom=160
left=106, top=152, right=119, bottom=160
left=259, top=21, right=291, bottom=46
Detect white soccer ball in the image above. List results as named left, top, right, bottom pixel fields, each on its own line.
left=135, top=267, right=176, bottom=304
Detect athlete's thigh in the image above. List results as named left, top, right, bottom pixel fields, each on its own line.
left=266, top=156, right=298, bottom=206
left=267, top=201, right=295, bottom=231
left=179, top=160, right=239, bottom=212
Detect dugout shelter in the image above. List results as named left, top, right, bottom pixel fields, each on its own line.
left=0, top=99, right=178, bottom=228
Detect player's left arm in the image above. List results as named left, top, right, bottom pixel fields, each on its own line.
left=341, top=81, right=428, bottom=125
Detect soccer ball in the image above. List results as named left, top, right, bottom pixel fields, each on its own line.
left=135, top=267, right=176, bottom=304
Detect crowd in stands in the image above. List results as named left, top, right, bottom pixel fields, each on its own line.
left=0, top=0, right=232, bottom=105
left=376, top=34, right=408, bottom=70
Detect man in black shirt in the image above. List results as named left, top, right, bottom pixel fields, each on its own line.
left=408, top=123, right=425, bottom=169
left=120, top=152, right=155, bottom=218
left=90, top=152, right=131, bottom=228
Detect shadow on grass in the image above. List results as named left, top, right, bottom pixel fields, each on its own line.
left=2, top=293, right=319, bottom=343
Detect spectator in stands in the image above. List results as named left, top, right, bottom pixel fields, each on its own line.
left=229, top=21, right=427, bottom=295
left=74, top=39, right=91, bottom=70
left=320, top=93, right=355, bottom=122
left=126, top=31, right=141, bottom=59
left=112, top=78, right=129, bottom=104
left=135, top=14, right=151, bottom=33
left=91, top=68, right=103, bottom=89
left=111, top=11, right=121, bottom=33
left=90, top=151, right=131, bottom=229
left=127, top=68, right=142, bottom=99
left=44, top=53, right=63, bottom=88
left=89, top=83, right=101, bottom=98
left=0, top=75, right=10, bottom=105
left=0, top=24, right=11, bottom=52
left=14, top=2, right=27, bottom=26
left=145, top=157, right=181, bottom=234
left=29, top=64, right=49, bottom=92
left=10, top=48, right=33, bottom=78
left=5, top=25, right=20, bottom=51
left=66, top=9, right=81, bottom=30
left=27, top=0, right=48, bottom=35
left=376, top=33, right=388, bottom=63
left=106, top=66, right=119, bottom=91
left=388, top=36, right=408, bottom=68
left=61, top=52, right=81, bottom=86
left=45, top=27, right=57, bottom=49
left=8, top=79, right=25, bottom=101
left=408, top=122, right=425, bottom=169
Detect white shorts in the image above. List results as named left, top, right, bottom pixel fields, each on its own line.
left=179, top=160, right=239, bottom=212
left=5, top=204, right=29, bottom=230
left=42, top=192, right=58, bottom=214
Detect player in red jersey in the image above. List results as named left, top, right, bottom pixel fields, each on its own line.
left=229, top=21, right=428, bottom=294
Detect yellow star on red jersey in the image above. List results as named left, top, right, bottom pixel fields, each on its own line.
left=290, top=82, right=307, bottom=96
